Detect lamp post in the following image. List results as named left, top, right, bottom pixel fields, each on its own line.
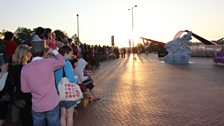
left=128, top=5, right=137, bottom=53
left=76, top=14, right=79, bottom=40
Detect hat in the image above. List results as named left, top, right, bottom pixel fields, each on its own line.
left=31, top=40, right=47, bottom=53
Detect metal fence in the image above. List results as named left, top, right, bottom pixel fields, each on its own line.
left=190, top=45, right=224, bottom=57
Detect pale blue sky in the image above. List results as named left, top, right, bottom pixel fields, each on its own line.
left=1, top=0, right=224, bottom=47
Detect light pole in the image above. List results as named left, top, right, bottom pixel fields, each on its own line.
left=128, top=5, right=137, bottom=53
left=76, top=14, right=79, bottom=40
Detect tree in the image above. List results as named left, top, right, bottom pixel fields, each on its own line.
left=14, top=27, right=32, bottom=41
left=71, top=34, right=81, bottom=44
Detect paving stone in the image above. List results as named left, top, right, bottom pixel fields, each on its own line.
left=75, top=54, right=224, bottom=126
left=4, top=54, right=224, bottom=126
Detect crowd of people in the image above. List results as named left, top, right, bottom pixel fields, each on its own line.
left=0, top=27, right=124, bottom=126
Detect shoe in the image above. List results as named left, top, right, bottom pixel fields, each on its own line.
left=92, top=97, right=101, bottom=101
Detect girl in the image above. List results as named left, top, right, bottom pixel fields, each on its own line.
left=55, top=45, right=78, bottom=126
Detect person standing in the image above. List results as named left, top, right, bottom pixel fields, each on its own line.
left=5, top=45, right=33, bottom=126
left=0, top=70, right=9, bottom=126
left=55, top=45, right=78, bottom=126
left=45, top=28, right=58, bottom=50
left=32, top=27, right=45, bottom=41
left=0, top=39, right=9, bottom=126
left=0, top=39, right=8, bottom=78
left=20, top=41, right=66, bottom=126
left=3, top=31, right=17, bottom=62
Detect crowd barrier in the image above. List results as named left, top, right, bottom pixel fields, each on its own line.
left=190, top=45, right=224, bottom=57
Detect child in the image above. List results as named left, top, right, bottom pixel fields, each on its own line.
left=55, top=45, right=79, bottom=126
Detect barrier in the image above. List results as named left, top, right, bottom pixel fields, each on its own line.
left=190, top=45, right=223, bottom=57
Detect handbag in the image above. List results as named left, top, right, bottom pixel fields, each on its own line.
left=13, top=99, right=26, bottom=108
left=58, top=68, right=83, bottom=101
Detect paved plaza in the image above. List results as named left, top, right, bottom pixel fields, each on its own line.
left=4, top=54, right=224, bottom=126
left=75, top=54, right=224, bottom=126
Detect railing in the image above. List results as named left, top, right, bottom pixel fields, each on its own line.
left=190, top=45, right=223, bottom=57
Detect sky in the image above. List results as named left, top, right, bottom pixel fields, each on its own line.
left=1, top=0, right=224, bottom=47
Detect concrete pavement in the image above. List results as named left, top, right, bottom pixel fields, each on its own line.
left=74, top=54, right=224, bottom=126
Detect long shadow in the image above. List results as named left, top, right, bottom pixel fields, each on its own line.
left=92, top=57, right=130, bottom=88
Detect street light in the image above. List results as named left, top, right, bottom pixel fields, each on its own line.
left=76, top=14, right=79, bottom=39
left=128, top=5, right=137, bottom=53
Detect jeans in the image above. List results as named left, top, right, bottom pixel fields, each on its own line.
left=32, top=104, right=60, bottom=126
